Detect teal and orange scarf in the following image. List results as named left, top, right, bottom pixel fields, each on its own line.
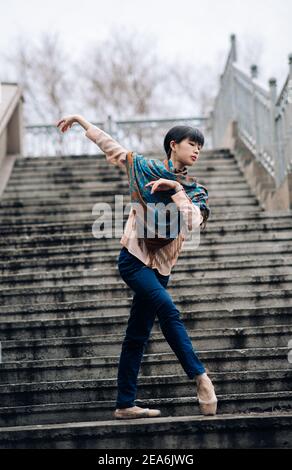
left=125, top=151, right=210, bottom=254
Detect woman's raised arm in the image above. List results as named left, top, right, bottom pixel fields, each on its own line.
left=56, top=114, right=128, bottom=170
left=56, top=114, right=91, bottom=132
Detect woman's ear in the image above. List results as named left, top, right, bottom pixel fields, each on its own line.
left=169, top=140, right=176, bottom=152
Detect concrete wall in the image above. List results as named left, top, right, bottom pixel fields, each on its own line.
left=0, top=83, right=24, bottom=198
left=226, top=121, right=292, bottom=211
left=0, top=128, right=7, bottom=168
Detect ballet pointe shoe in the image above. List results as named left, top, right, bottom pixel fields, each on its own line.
left=114, top=405, right=161, bottom=419
left=196, top=373, right=218, bottom=416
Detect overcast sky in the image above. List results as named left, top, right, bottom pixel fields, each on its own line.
left=1, top=0, right=291, bottom=91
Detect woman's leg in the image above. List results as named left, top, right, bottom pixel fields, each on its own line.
left=116, top=248, right=205, bottom=409
left=126, top=265, right=206, bottom=380
left=115, top=291, right=157, bottom=409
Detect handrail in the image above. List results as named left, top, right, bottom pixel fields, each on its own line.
left=0, top=83, right=23, bottom=134
left=0, top=82, right=24, bottom=198
left=24, top=116, right=210, bottom=158
left=211, top=35, right=292, bottom=188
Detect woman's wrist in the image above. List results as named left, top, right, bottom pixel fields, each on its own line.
left=167, top=182, right=184, bottom=196
left=173, top=182, right=184, bottom=193
left=74, top=115, right=91, bottom=131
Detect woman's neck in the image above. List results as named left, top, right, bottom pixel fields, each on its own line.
left=169, top=157, right=186, bottom=172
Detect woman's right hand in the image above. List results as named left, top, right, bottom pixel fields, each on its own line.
left=56, top=115, right=78, bottom=133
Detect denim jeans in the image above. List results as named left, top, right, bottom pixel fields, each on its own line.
left=115, top=246, right=206, bottom=409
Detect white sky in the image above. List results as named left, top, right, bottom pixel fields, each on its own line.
left=0, top=0, right=291, bottom=90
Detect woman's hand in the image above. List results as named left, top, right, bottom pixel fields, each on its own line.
left=145, top=178, right=180, bottom=194
left=56, top=115, right=78, bottom=133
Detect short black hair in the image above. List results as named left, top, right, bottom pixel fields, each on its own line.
left=163, top=125, right=205, bottom=159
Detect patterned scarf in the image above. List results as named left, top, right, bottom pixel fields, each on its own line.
left=125, top=151, right=210, bottom=254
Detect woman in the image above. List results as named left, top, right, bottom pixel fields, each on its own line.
left=56, top=114, right=218, bottom=419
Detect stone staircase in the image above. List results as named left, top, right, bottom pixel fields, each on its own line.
left=0, top=149, right=292, bottom=449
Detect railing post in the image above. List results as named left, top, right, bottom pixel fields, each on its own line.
left=288, top=54, right=292, bottom=104
left=230, top=33, right=237, bottom=63
left=210, top=110, right=215, bottom=148
left=250, top=64, right=260, bottom=160
left=105, top=114, right=118, bottom=140
left=289, top=54, right=292, bottom=75
left=269, top=78, right=279, bottom=185
left=230, top=34, right=237, bottom=122
left=287, top=54, right=292, bottom=177
left=106, top=115, right=112, bottom=135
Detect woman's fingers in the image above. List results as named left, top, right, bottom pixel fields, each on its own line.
left=56, top=117, right=73, bottom=131
left=57, top=119, right=65, bottom=127
left=56, top=118, right=71, bottom=133
left=146, top=179, right=172, bottom=193
left=145, top=180, right=162, bottom=193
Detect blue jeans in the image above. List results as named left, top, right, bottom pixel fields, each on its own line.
left=115, top=246, right=206, bottom=409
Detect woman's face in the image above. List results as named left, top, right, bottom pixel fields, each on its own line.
left=171, top=138, right=202, bottom=167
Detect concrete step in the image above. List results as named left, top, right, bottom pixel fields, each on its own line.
left=8, top=171, right=241, bottom=187
left=1, top=243, right=292, bottom=275
left=2, top=274, right=292, bottom=307
left=12, top=152, right=234, bottom=168
left=0, top=182, right=253, bottom=205
left=1, top=178, right=251, bottom=203
left=0, top=202, right=260, bottom=226
left=3, top=179, right=249, bottom=196
left=11, top=153, right=237, bottom=167
left=0, top=190, right=255, bottom=213
left=1, top=324, right=291, bottom=362
left=10, top=166, right=241, bottom=178
left=0, top=196, right=258, bottom=219
left=8, top=162, right=241, bottom=179
left=4, top=169, right=245, bottom=189
left=3, top=225, right=291, bottom=249
left=0, top=287, right=292, bottom=326
left=0, top=387, right=291, bottom=428
left=3, top=209, right=281, bottom=237
left=0, top=344, right=290, bottom=388
left=2, top=410, right=291, bottom=449
left=10, top=168, right=236, bottom=182
left=2, top=210, right=291, bottom=241
left=1, top=231, right=292, bottom=260
left=2, top=264, right=292, bottom=289
left=0, top=369, right=290, bottom=412
left=2, top=230, right=292, bottom=255
left=12, top=158, right=235, bottom=172
left=7, top=172, right=244, bottom=190
left=0, top=303, right=291, bottom=339
left=1, top=257, right=292, bottom=286
left=3, top=195, right=258, bottom=213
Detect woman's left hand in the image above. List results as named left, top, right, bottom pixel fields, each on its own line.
left=145, top=178, right=179, bottom=194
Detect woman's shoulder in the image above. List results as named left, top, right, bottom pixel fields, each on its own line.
left=130, top=153, right=164, bottom=168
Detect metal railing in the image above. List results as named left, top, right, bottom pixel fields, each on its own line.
left=211, top=34, right=292, bottom=187
left=24, top=116, right=211, bottom=158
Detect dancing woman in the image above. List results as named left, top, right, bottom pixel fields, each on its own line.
left=56, top=114, right=218, bottom=419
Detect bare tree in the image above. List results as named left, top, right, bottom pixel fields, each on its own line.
left=164, top=56, right=222, bottom=117
left=75, top=27, right=173, bottom=121
left=1, top=30, right=75, bottom=125
left=0, top=26, right=222, bottom=157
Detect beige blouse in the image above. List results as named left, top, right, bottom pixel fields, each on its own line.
left=85, top=125, right=203, bottom=275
